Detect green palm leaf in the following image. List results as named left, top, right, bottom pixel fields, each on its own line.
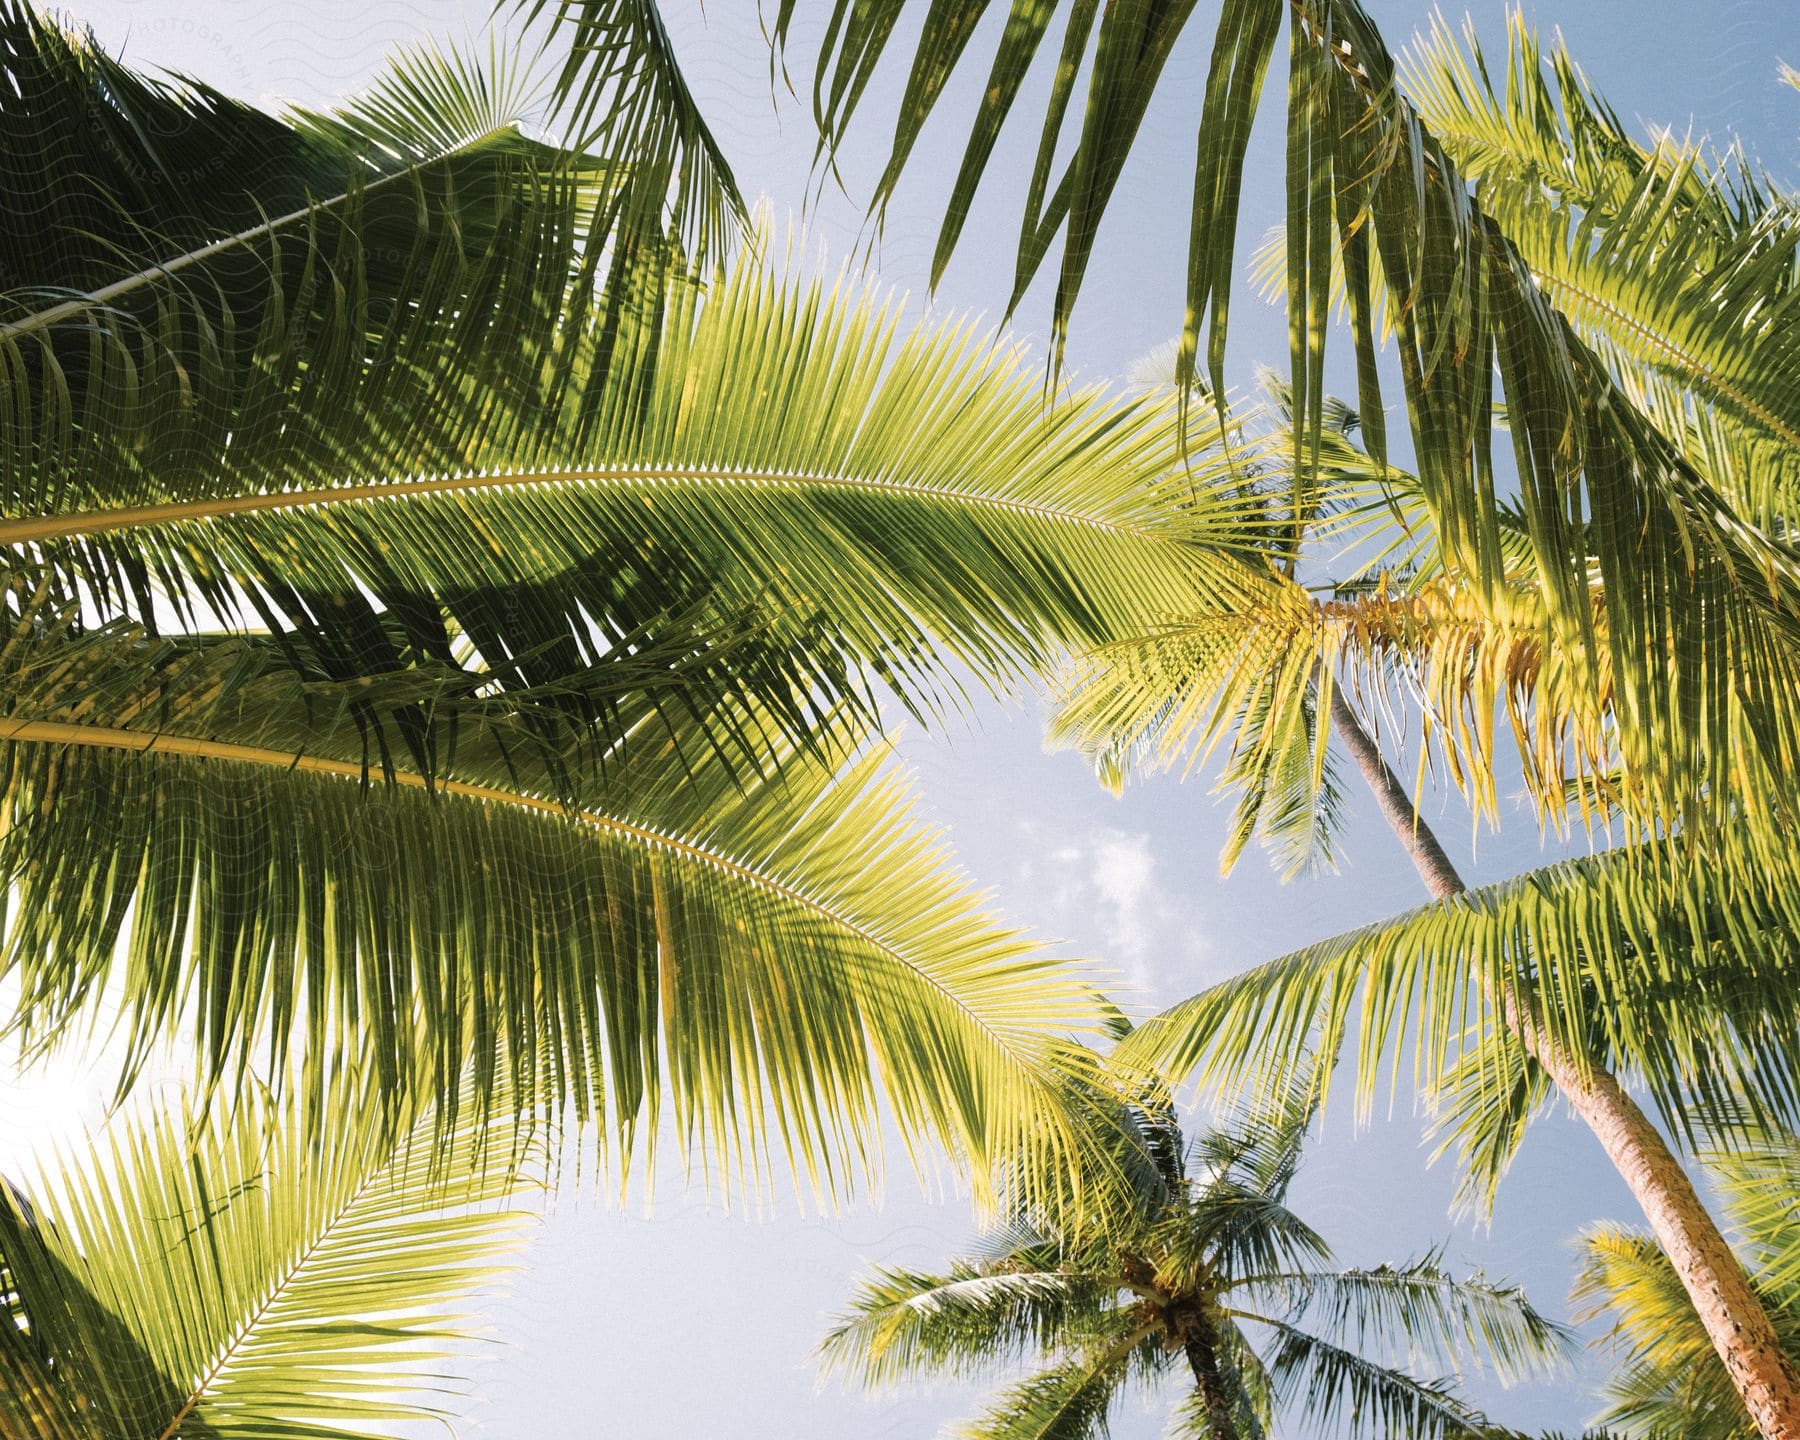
left=1402, top=16, right=1800, bottom=531
left=0, top=588, right=1113, bottom=1204
left=1229, top=1258, right=1567, bottom=1388
left=776, top=0, right=1800, bottom=860
left=1117, top=833, right=1800, bottom=1186
left=818, top=1264, right=1121, bottom=1387
left=948, top=1327, right=1157, bottom=1440
left=1572, top=1131, right=1800, bottom=1440
left=0, top=1065, right=538, bottom=1439
left=6, top=247, right=1251, bottom=712
left=1258, top=1319, right=1495, bottom=1440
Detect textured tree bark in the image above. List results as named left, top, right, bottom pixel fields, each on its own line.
left=1181, top=1308, right=1242, bottom=1440
left=1327, top=686, right=1800, bottom=1440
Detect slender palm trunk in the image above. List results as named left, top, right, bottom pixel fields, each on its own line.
left=1327, top=687, right=1800, bottom=1440
left=1181, top=1310, right=1241, bottom=1440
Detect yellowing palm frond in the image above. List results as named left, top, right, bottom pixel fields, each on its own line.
left=1572, top=1132, right=1800, bottom=1440
left=777, top=0, right=1800, bottom=865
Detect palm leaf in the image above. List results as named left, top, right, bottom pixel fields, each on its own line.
left=1572, top=1222, right=1778, bottom=1440
left=1117, top=831, right=1800, bottom=1178
left=818, top=1263, right=1127, bottom=1387
left=0, top=589, right=1115, bottom=1204
left=1403, top=13, right=1800, bottom=503
left=1568, top=1128, right=1800, bottom=1440
left=6, top=240, right=1255, bottom=719
left=1228, top=1257, right=1569, bottom=1387
left=777, top=0, right=1800, bottom=861
left=948, top=1323, right=1155, bottom=1440
left=1258, top=1317, right=1498, bottom=1440
left=0, top=1064, right=537, bottom=1439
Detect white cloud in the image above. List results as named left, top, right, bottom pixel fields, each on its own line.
left=1019, top=825, right=1168, bottom=998
left=1087, top=830, right=1156, bottom=971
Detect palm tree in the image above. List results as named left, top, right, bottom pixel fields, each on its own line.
left=0, top=0, right=1283, bottom=1211
left=771, top=5, right=1800, bottom=1430
left=1573, top=1131, right=1800, bottom=1440
left=0, top=1064, right=536, bottom=1438
left=820, top=1071, right=1567, bottom=1440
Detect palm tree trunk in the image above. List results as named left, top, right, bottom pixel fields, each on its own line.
left=1327, top=686, right=1800, bottom=1440
left=1181, top=1306, right=1241, bottom=1440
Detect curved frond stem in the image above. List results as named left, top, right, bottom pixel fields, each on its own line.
left=0, top=464, right=1192, bottom=551
left=0, top=716, right=1031, bottom=1071
left=0, top=123, right=514, bottom=346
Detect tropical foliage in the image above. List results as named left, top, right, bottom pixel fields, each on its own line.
left=773, top=2, right=1800, bottom=1432
left=5, top=0, right=1799, bottom=1435
left=778, top=0, right=1800, bottom=856
left=0, top=0, right=1282, bottom=1207
left=0, top=1066, right=537, bottom=1439
left=821, top=1071, right=1566, bottom=1439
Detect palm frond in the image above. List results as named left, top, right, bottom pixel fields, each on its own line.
left=1424, top=1028, right=1554, bottom=1220
left=1231, top=1257, right=1569, bottom=1387
left=0, top=5, right=593, bottom=420
left=513, top=0, right=745, bottom=264
left=1117, top=832, right=1800, bottom=1179
left=0, top=1064, right=537, bottom=1439
left=7, top=243, right=1255, bottom=721
left=777, top=0, right=1800, bottom=863
left=1709, top=1135, right=1800, bottom=1295
left=0, top=583, right=1115, bottom=1205
left=1571, top=1222, right=1778, bottom=1440
left=1260, top=1317, right=1497, bottom=1440
left=1403, top=14, right=1800, bottom=526
left=817, top=1263, right=1126, bottom=1388
left=947, top=1323, right=1154, bottom=1440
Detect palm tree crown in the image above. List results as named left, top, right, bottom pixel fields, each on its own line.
left=820, top=1073, right=1567, bottom=1440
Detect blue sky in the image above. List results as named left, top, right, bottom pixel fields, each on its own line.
left=6, top=1, right=1796, bottom=1435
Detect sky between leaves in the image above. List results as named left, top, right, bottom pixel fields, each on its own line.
left=1, top=1, right=1795, bottom=1435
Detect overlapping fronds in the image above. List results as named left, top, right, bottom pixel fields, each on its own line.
left=4, top=236, right=1258, bottom=718
left=1117, top=833, right=1800, bottom=1192
left=0, top=3, right=596, bottom=439
left=817, top=1265, right=1121, bottom=1388
left=945, top=1334, right=1154, bottom=1440
left=1257, top=1322, right=1496, bottom=1440
left=1055, top=416, right=1800, bottom=868
left=0, top=0, right=743, bottom=441
left=1403, top=13, right=1800, bottom=527
left=1051, top=571, right=1572, bottom=873
left=1, top=2, right=1260, bottom=1211
left=1423, top=1028, right=1553, bottom=1219
left=776, top=0, right=1800, bottom=862
left=820, top=1076, right=1560, bottom=1440
left=0, top=1065, right=538, bottom=1439
left=516, top=0, right=745, bottom=265
left=1573, top=1225, right=1762, bottom=1440
left=1713, top=1136, right=1800, bottom=1297
left=0, top=578, right=1116, bottom=1207
left=1234, top=1257, right=1566, bottom=1389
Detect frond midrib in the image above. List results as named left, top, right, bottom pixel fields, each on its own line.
left=0, top=122, right=519, bottom=347
left=0, top=717, right=1040, bottom=1068
left=1527, top=262, right=1800, bottom=455
left=0, top=464, right=1182, bottom=550
left=151, top=1137, right=395, bottom=1440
